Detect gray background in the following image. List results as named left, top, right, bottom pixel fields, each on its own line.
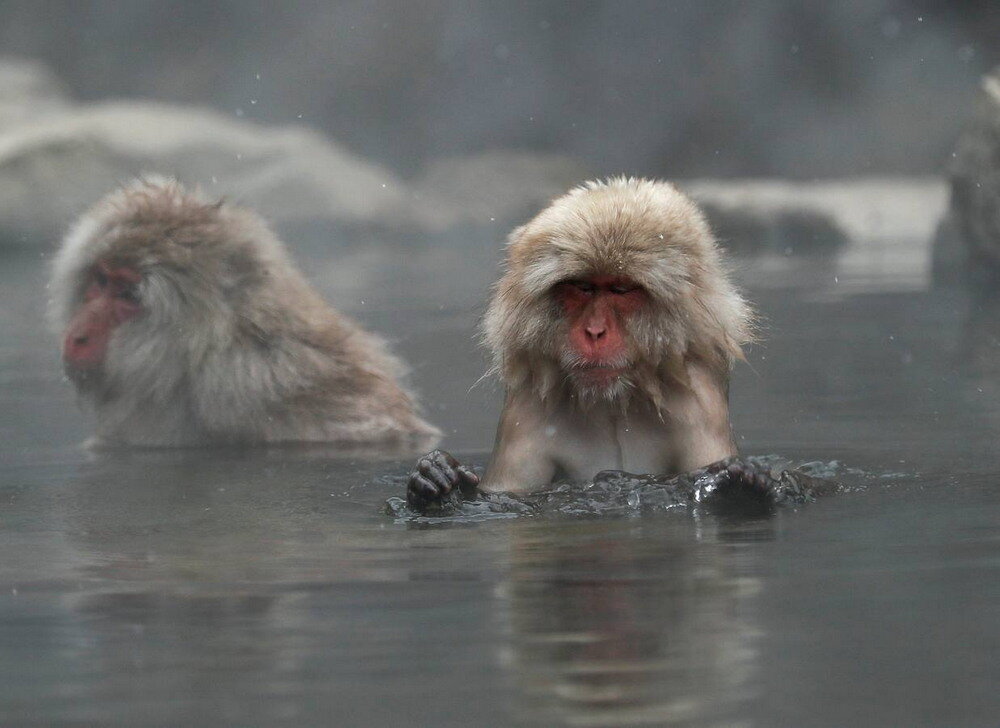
left=1, top=0, right=995, bottom=177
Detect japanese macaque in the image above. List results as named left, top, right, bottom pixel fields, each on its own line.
left=50, top=179, right=440, bottom=449
left=408, top=177, right=759, bottom=508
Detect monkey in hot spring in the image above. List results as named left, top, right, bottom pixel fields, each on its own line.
left=407, top=177, right=769, bottom=508
left=51, top=179, right=439, bottom=449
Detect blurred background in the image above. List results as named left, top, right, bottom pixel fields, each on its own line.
left=1, top=0, right=993, bottom=290
left=1, top=0, right=996, bottom=178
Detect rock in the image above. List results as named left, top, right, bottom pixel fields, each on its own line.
left=944, top=66, right=1000, bottom=278
left=683, top=177, right=947, bottom=255
left=0, top=99, right=429, bottom=246
left=698, top=200, right=848, bottom=256
left=0, top=59, right=951, bottom=262
left=0, top=59, right=600, bottom=249
left=0, top=86, right=585, bottom=248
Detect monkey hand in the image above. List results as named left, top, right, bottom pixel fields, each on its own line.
left=406, top=449, right=481, bottom=510
left=701, top=457, right=775, bottom=501
left=700, top=457, right=835, bottom=507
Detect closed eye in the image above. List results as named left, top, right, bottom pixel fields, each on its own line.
left=609, top=283, right=638, bottom=295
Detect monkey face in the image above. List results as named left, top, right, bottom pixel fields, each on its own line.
left=552, top=276, right=648, bottom=393
left=484, top=178, right=751, bottom=411
left=63, top=262, right=143, bottom=380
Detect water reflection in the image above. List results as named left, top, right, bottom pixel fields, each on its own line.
left=500, top=516, right=772, bottom=727
left=52, top=449, right=396, bottom=583
left=10, top=450, right=463, bottom=726
left=70, top=591, right=289, bottom=723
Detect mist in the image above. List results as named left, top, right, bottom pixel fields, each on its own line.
left=1, top=0, right=994, bottom=177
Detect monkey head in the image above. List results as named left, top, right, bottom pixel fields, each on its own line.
left=483, top=177, right=752, bottom=409
left=49, top=179, right=296, bottom=403
left=49, top=178, right=441, bottom=448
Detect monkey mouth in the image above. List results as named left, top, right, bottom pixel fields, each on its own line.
left=63, top=360, right=105, bottom=389
left=570, top=363, right=628, bottom=387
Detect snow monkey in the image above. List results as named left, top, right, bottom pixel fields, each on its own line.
left=408, top=177, right=760, bottom=508
left=51, top=179, right=440, bottom=448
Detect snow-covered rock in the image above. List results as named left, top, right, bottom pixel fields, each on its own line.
left=685, top=177, right=948, bottom=293
left=0, top=99, right=428, bottom=245
left=685, top=177, right=947, bottom=250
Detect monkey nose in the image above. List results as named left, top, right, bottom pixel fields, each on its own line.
left=585, top=325, right=606, bottom=340
left=63, top=330, right=103, bottom=368
left=65, top=334, right=87, bottom=357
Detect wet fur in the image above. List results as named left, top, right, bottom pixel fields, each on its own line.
left=483, top=177, right=754, bottom=415
left=50, top=178, right=440, bottom=448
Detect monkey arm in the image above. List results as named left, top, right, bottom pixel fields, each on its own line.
left=668, top=362, right=739, bottom=472
left=478, top=397, right=556, bottom=493
left=479, top=433, right=556, bottom=493
left=672, top=426, right=738, bottom=473
left=405, top=396, right=556, bottom=509
left=404, top=438, right=555, bottom=510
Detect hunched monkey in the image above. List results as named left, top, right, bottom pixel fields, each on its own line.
left=408, top=177, right=760, bottom=508
left=51, top=178, right=440, bottom=448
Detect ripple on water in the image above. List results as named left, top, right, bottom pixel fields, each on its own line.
left=384, top=455, right=899, bottom=525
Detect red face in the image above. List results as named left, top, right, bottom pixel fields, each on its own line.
left=63, top=262, right=142, bottom=371
left=553, top=276, right=648, bottom=387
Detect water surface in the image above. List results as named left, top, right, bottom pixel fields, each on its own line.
left=1, top=236, right=998, bottom=727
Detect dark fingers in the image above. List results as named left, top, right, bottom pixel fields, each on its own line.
left=407, top=473, right=443, bottom=507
